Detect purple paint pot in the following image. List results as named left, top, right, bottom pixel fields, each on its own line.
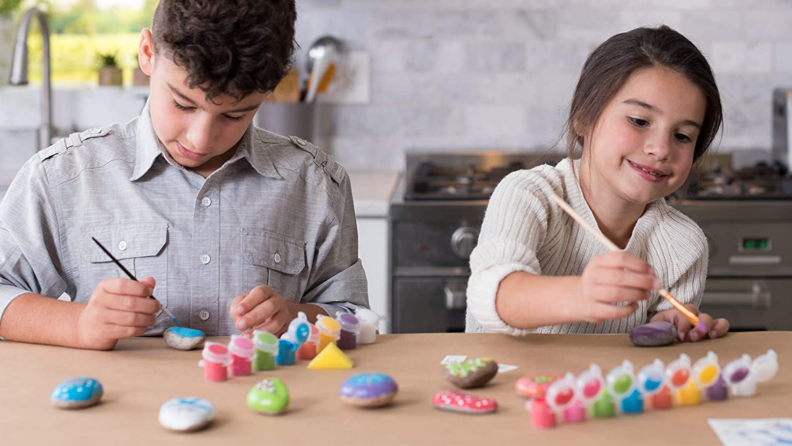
left=336, top=313, right=361, bottom=350
left=729, top=367, right=750, bottom=383
left=705, top=375, right=729, bottom=401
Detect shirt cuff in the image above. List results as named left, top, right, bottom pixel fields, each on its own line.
left=307, top=302, right=358, bottom=319
left=467, top=263, right=539, bottom=336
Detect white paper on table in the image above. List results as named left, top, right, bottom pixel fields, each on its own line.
left=440, top=355, right=467, bottom=365
left=497, top=364, right=519, bottom=374
left=708, top=418, right=792, bottom=446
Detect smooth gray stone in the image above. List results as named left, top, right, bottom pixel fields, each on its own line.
left=629, top=321, right=677, bottom=347
left=164, top=327, right=206, bottom=351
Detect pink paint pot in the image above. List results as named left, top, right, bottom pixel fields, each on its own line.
left=561, top=400, right=586, bottom=423
left=199, top=342, right=232, bottom=382
left=228, top=336, right=255, bottom=376
left=529, top=397, right=557, bottom=429
left=296, top=324, right=320, bottom=360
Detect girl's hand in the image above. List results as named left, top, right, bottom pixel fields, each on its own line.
left=230, top=285, right=293, bottom=337
left=650, top=304, right=729, bottom=342
left=574, top=252, right=659, bottom=323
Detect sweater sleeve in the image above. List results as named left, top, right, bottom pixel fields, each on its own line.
left=465, top=170, right=554, bottom=335
left=646, top=210, right=709, bottom=318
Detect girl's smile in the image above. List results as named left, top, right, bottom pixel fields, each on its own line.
left=626, top=159, right=669, bottom=183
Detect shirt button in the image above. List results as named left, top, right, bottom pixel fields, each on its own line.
left=201, top=197, right=212, bottom=207
left=118, top=240, right=128, bottom=251
left=273, top=252, right=281, bottom=264
left=200, top=254, right=211, bottom=265
left=90, top=128, right=101, bottom=134
left=295, top=137, right=306, bottom=146
left=198, top=310, right=210, bottom=321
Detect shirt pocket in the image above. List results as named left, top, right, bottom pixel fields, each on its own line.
left=239, top=228, right=306, bottom=301
left=80, top=223, right=169, bottom=312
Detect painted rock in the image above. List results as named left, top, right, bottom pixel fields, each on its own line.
left=247, top=378, right=290, bottom=415
left=340, top=373, right=398, bottom=408
left=164, top=327, right=206, bottom=351
left=445, top=357, right=498, bottom=389
left=515, top=374, right=564, bottom=398
left=158, top=397, right=215, bottom=432
left=629, top=321, right=677, bottom=347
left=432, top=390, right=497, bottom=414
left=50, top=377, right=103, bottom=410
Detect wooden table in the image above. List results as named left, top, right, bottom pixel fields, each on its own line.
left=1, top=332, right=790, bottom=445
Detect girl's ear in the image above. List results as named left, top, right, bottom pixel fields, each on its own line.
left=573, top=118, right=586, bottom=147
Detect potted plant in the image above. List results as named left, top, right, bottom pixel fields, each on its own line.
left=0, top=0, right=24, bottom=82
left=132, top=52, right=148, bottom=86
left=97, top=51, right=122, bottom=86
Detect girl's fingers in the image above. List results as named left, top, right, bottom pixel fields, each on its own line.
left=675, top=312, right=692, bottom=342
left=592, top=284, right=652, bottom=303
left=596, top=252, right=654, bottom=274
left=592, top=302, right=639, bottom=322
left=708, top=317, right=730, bottom=339
left=687, top=313, right=714, bottom=342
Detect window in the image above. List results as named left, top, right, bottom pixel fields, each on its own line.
left=18, top=0, right=157, bottom=85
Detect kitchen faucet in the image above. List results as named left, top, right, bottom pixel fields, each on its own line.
left=9, top=7, right=52, bottom=152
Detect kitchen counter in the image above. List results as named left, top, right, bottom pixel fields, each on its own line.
left=347, top=168, right=400, bottom=218
left=1, top=332, right=789, bottom=445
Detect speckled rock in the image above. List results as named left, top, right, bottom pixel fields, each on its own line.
left=432, top=390, right=498, bottom=414
left=164, top=327, right=206, bottom=351
left=340, top=373, right=398, bottom=408
left=445, top=358, right=498, bottom=389
left=629, top=321, right=677, bottom=347
left=50, top=377, right=103, bottom=410
left=159, top=397, right=215, bottom=432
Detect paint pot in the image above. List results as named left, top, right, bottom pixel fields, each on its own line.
left=275, top=335, right=297, bottom=366
left=199, top=342, right=232, bottom=382
left=705, top=375, right=729, bottom=402
left=528, top=397, right=557, bottom=429
left=228, top=335, right=255, bottom=376
left=592, top=390, right=615, bottom=418
left=649, top=385, right=673, bottom=410
left=252, top=330, right=279, bottom=371
left=354, top=308, right=379, bottom=344
left=561, top=400, right=586, bottom=423
left=620, top=388, right=644, bottom=414
left=336, top=313, right=361, bottom=350
left=296, top=323, right=320, bottom=360
left=315, top=315, right=341, bottom=353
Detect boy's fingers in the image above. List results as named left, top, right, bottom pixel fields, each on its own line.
left=251, top=311, right=286, bottom=336
left=236, top=298, right=278, bottom=331
left=230, top=294, right=247, bottom=318
left=236, top=286, right=275, bottom=315
left=139, top=276, right=156, bottom=290
left=104, top=294, right=161, bottom=314
left=103, top=324, right=147, bottom=340
left=104, top=308, right=157, bottom=328
left=101, top=278, right=154, bottom=298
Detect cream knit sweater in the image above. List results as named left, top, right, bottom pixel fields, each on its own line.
left=465, top=158, right=708, bottom=335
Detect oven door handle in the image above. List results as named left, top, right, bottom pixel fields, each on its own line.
left=444, top=285, right=467, bottom=310
left=702, top=286, right=771, bottom=309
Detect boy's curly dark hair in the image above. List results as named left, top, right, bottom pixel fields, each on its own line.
left=152, top=0, right=297, bottom=103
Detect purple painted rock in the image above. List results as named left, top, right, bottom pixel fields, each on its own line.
left=340, top=373, right=398, bottom=408
left=629, top=321, right=677, bottom=347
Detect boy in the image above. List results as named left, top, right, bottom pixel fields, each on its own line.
left=0, top=0, right=368, bottom=350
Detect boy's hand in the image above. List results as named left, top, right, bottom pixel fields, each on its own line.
left=574, top=252, right=658, bottom=323
left=230, top=285, right=292, bottom=337
left=651, top=304, right=729, bottom=342
left=77, top=277, right=160, bottom=350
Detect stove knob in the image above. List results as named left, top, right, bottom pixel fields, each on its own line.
left=451, top=227, right=478, bottom=260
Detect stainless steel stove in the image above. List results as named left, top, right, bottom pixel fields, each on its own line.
left=389, top=152, right=792, bottom=333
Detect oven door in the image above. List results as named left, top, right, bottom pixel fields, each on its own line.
left=699, top=278, right=792, bottom=331
left=392, top=278, right=467, bottom=333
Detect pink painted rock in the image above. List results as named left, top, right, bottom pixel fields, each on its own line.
left=432, top=390, right=498, bottom=414
left=629, top=321, right=677, bottom=347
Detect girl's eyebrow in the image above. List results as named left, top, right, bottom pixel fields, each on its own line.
left=622, top=98, right=702, bottom=129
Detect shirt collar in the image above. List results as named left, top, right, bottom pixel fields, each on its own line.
left=130, top=102, right=282, bottom=182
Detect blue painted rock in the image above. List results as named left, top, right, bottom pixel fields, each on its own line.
left=50, top=377, right=103, bottom=410
left=159, top=397, right=215, bottom=432
left=340, top=373, right=398, bottom=408
left=629, top=321, right=677, bottom=347
left=164, top=327, right=206, bottom=351
left=247, top=379, right=290, bottom=415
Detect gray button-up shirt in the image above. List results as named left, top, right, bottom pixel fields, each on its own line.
left=0, top=104, right=369, bottom=336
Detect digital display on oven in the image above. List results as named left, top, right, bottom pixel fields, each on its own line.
left=741, top=238, right=771, bottom=251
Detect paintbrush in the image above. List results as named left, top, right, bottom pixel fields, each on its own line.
left=550, top=193, right=706, bottom=333
left=91, top=237, right=182, bottom=326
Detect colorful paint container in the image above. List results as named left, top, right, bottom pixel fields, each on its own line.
left=228, top=335, right=255, bottom=376
left=336, top=313, right=361, bottom=350
left=275, top=335, right=297, bottom=366
left=354, top=308, right=380, bottom=344
left=315, top=315, right=341, bottom=353
left=648, top=385, right=673, bottom=410
left=705, top=375, right=729, bottom=401
left=693, top=351, right=721, bottom=389
left=252, top=330, right=279, bottom=371
left=636, top=359, right=665, bottom=398
left=528, top=397, right=557, bottom=429
left=592, top=390, right=615, bottom=418
left=620, top=388, right=644, bottom=414
left=296, top=323, right=320, bottom=360
left=675, top=380, right=701, bottom=405
left=199, top=342, right=232, bottom=382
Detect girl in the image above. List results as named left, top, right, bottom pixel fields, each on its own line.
left=466, top=25, right=730, bottom=342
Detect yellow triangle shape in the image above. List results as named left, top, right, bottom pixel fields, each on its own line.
left=307, top=342, right=354, bottom=370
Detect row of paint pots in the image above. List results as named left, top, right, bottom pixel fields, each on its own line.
left=198, top=310, right=379, bottom=382
left=526, top=349, right=779, bottom=429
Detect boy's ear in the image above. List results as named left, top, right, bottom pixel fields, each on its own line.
left=138, top=29, right=155, bottom=77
